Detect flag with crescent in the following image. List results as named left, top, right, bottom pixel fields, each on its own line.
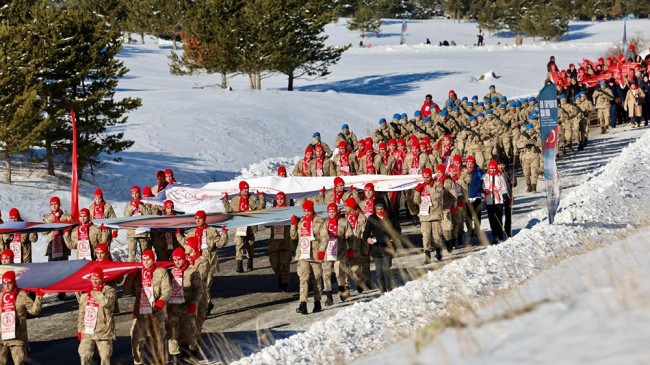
left=539, top=84, right=562, bottom=224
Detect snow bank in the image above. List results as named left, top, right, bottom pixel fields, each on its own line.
left=231, top=129, right=650, bottom=365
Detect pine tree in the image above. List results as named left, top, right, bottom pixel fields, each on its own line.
left=30, top=2, right=141, bottom=179
left=147, top=0, right=187, bottom=49
left=169, top=0, right=244, bottom=89
left=477, top=0, right=505, bottom=35
left=0, top=23, right=47, bottom=183
left=270, top=0, right=351, bottom=91
left=519, top=2, right=569, bottom=41
left=347, top=1, right=382, bottom=38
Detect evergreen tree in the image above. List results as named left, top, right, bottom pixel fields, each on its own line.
left=270, top=0, right=350, bottom=91
left=519, top=2, right=569, bottom=40
left=30, top=2, right=141, bottom=179
left=347, top=1, right=382, bottom=37
left=147, top=0, right=187, bottom=49
left=477, top=0, right=505, bottom=34
left=0, top=23, right=47, bottom=183
left=169, top=0, right=244, bottom=89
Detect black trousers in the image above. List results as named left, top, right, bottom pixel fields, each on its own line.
left=486, top=204, right=505, bottom=242
left=504, top=198, right=512, bottom=237
left=373, top=254, right=393, bottom=293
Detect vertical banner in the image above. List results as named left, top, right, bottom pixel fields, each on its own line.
left=539, top=84, right=561, bottom=224
left=400, top=19, right=407, bottom=45
left=70, top=110, right=79, bottom=221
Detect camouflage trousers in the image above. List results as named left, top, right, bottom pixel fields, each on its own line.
left=78, top=339, right=112, bottom=365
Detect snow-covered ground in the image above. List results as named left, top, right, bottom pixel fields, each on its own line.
left=1, top=17, right=649, bottom=364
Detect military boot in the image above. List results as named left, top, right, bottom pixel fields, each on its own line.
left=444, top=240, right=453, bottom=253
left=424, top=251, right=432, bottom=264
left=312, top=300, right=323, bottom=313
left=236, top=260, right=244, bottom=273
left=435, top=248, right=443, bottom=261
left=296, top=301, right=308, bottom=315
left=324, top=291, right=334, bottom=306
left=339, top=286, right=350, bottom=302
left=530, top=183, right=536, bottom=193
left=247, top=258, right=254, bottom=271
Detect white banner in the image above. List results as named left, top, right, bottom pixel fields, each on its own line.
left=145, top=175, right=422, bottom=214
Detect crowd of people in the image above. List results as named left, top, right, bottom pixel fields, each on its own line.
left=1, top=51, right=649, bottom=365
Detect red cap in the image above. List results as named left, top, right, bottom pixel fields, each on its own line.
left=142, top=186, right=154, bottom=198
left=397, top=138, right=406, bottom=146
left=435, top=164, right=446, bottom=175
left=164, top=200, right=174, bottom=209
left=388, top=139, right=397, bottom=146
left=628, top=44, right=635, bottom=51
left=314, top=144, right=323, bottom=151
left=164, top=168, right=174, bottom=176
left=334, top=176, right=344, bottom=187
left=276, top=191, right=286, bottom=200
left=2, top=270, right=16, bottom=284
left=409, top=135, right=418, bottom=144
left=364, top=183, right=375, bottom=191
left=302, top=200, right=314, bottom=212
left=195, top=210, right=206, bottom=220
left=185, top=237, right=199, bottom=252
left=327, top=203, right=338, bottom=212
left=156, top=170, right=165, bottom=179
left=423, top=136, right=431, bottom=145
left=94, top=188, right=103, bottom=198
left=466, top=155, right=476, bottom=164
left=1, top=249, right=14, bottom=262
left=365, top=141, right=373, bottom=150
left=488, top=160, right=498, bottom=169
left=172, top=247, right=185, bottom=260
left=50, top=196, right=60, bottom=205
left=89, top=267, right=104, bottom=281
left=452, top=154, right=462, bottom=164
left=277, top=166, right=287, bottom=176
left=239, top=181, right=249, bottom=191
left=130, top=186, right=140, bottom=194
left=422, top=168, right=432, bottom=177
left=419, top=140, right=427, bottom=148
left=8, top=208, right=20, bottom=220
left=305, top=146, right=313, bottom=154
left=95, top=243, right=109, bottom=254
left=344, top=197, right=357, bottom=210
left=365, top=137, right=372, bottom=144
left=378, top=142, right=386, bottom=150
left=79, top=208, right=90, bottom=217
left=338, top=140, right=347, bottom=149
left=443, top=134, right=452, bottom=142
left=141, top=249, right=155, bottom=261
left=448, top=89, right=456, bottom=96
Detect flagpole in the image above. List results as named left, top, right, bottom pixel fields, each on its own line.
left=70, top=110, right=79, bottom=221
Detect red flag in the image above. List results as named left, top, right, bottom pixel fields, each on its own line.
left=71, top=110, right=79, bottom=221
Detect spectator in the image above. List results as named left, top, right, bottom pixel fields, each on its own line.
left=362, top=201, right=401, bottom=295
left=477, top=29, right=484, bottom=46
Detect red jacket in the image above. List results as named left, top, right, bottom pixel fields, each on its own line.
left=420, top=100, right=440, bottom=117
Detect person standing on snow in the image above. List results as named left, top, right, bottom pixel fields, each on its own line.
left=308, top=132, right=333, bottom=158
left=321, top=203, right=353, bottom=306
left=343, top=197, right=371, bottom=293
left=0, top=271, right=44, bottom=365
left=151, top=170, right=168, bottom=196
left=1, top=208, right=37, bottom=264
left=362, top=201, right=400, bottom=295
left=420, top=94, right=441, bottom=118
left=477, top=29, right=484, bottom=46
left=293, top=146, right=314, bottom=177
left=483, top=160, right=509, bottom=244
left=43, top=196, right=73, bottom=263
left=221, top=181, right=265, bottom=272
left=309, top=144, right=335, bottom=177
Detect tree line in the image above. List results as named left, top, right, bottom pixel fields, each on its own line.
left=0, top=0, right=141, bottom=184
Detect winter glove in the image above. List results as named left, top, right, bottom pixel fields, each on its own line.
left=415, top=183, right=424, bottom=193
left=257, top=190, right=263, bottom=195
left=221, top=226, right=228, bottom=233
left=78, top=332, right=82, bottom=341
left=320, top=186, right=326, bottom=194
left=221, top=192, right=228, bottom=200
left=483, top=189, right=490, bottom=195
left=317, top=251, right=325, bottom=261
left=291, top=215, right=299, bottom=226
left=457, top=200, right=464, bottom=208
left=349, top=185, right=355, bottom=191
left=112, top=230, right=118, bottom=238
left=35, top=289, right=45, bottom=297
left=132, top=199, right=141, bottom=208
left=154, top=299, right=165, bottom=310
left=176, top=228, right=181, bottom=235
left=63, top=226, right=72, bottom=234
left=347, top=248, right=355, bottom=259
left=450, top=206, right=457, bottom=215
left=187, top=303, right=197, bottom=315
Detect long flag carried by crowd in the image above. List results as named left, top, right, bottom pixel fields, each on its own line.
left=539, top=84, right=561, bottom=224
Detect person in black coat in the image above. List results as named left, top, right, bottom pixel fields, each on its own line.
left=361, top=201, right=401, bottom=294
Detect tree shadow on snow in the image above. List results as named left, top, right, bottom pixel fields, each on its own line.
left=294, top=71, right=459, bottom=96
left=365, top=32, right=402, bottom=38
